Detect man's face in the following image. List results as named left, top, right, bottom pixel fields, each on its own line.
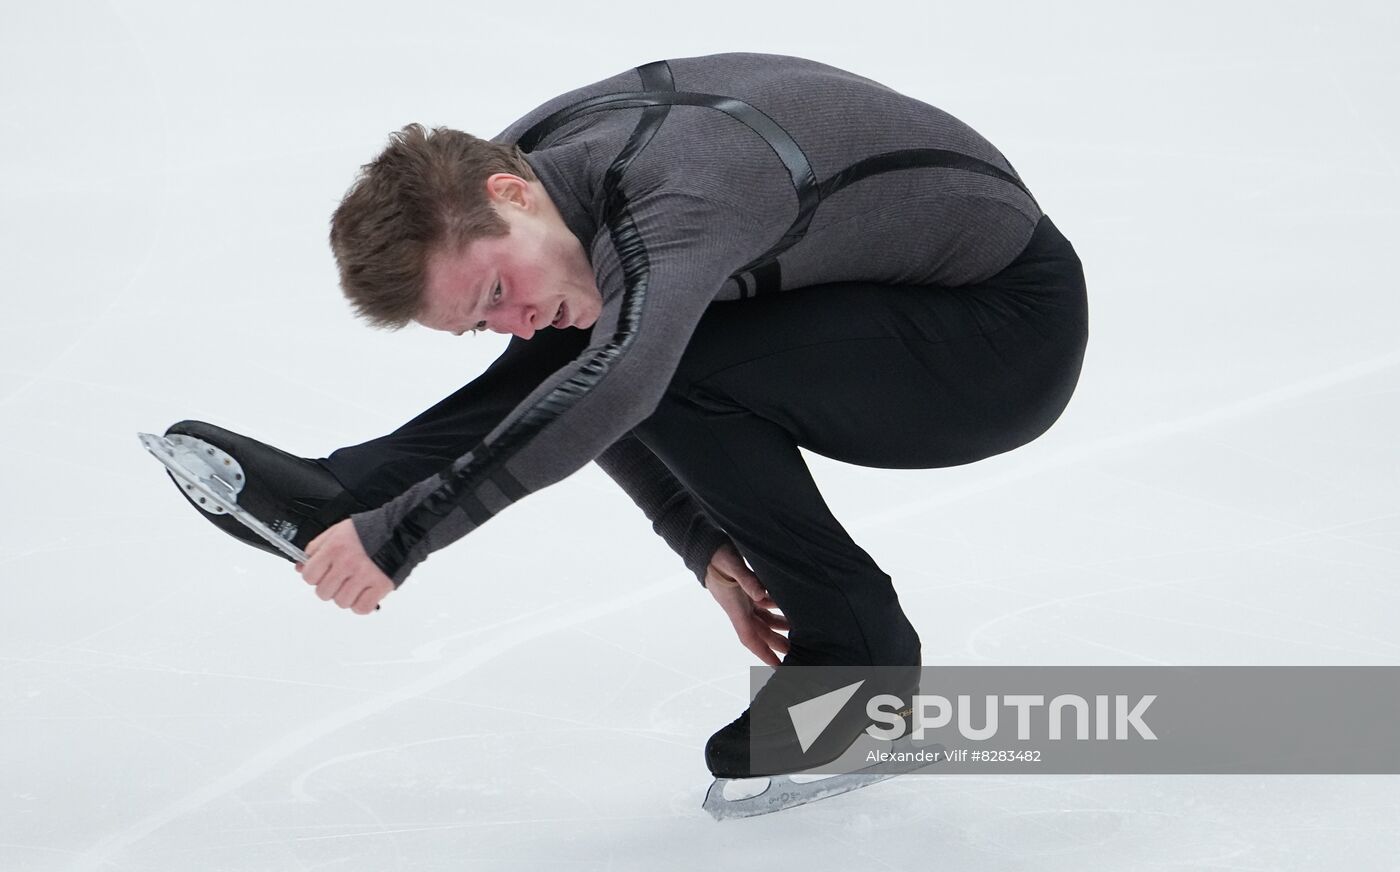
left=416, top=174, right=602, bottom=340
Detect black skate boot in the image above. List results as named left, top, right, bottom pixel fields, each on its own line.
left=160, top=420, right=369, bottom=560
left=701, top=633, right=934, bottom=819
left=704, top=658, right=922, bottom=778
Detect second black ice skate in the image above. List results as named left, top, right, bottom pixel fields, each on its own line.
left=700, top=659, right=934, bottom=819
left=704, top=661, right=922, bottom=778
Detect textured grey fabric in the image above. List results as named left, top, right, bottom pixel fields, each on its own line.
left=350, top=52, right=1042, bottom=586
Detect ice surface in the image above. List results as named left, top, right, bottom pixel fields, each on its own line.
left=2, top=2, right=1398, bottom=869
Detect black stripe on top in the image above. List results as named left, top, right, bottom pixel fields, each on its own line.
left=369, top=62, right=681, bottom=578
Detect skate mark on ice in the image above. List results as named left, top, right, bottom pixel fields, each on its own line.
left=67, top=574, right=684, bottom=872
left=344, top=599, right=570, bottom=665
left=571, top=624, right=749, bottom=737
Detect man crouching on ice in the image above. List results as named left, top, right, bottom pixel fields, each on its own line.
left=157, top=53, right=1087, bottom=786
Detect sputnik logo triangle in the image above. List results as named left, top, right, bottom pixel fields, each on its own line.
left=787, top=680, right=866, bottom=753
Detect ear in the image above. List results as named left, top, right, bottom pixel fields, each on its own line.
left=485, top=173, right=530, bottom=209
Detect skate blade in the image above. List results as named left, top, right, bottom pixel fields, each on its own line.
left=703, top=771, right=897, bottom=820
left=702, top=740, right=946, bottom=820
left=137, top=432, right=309, bottom=564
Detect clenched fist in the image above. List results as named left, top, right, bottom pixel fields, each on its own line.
left=296, top=518, right=395, bottom=615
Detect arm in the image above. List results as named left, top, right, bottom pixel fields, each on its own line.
left=329, top=323, right=729, bottom=583
left=349, top=187, right=787, bottom=587
left=595, top=430, right=733, bottom=584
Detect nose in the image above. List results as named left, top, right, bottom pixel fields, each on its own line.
left=509, top=303, right=546, bottom=337
left=496, top=304, right=539, bottom=340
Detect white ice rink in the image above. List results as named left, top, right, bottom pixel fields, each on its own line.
left=3, top=2, right=1398, bottom=869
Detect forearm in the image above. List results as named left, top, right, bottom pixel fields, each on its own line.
left=595, top=431, right=731, bottom=584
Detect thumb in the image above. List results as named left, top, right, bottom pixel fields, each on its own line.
left=733, top=567, right=770, bottom=605
left=711, top=544, right=774, bottom=606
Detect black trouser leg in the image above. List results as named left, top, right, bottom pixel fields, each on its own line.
left=635, top=381, right=922, bottom=667
left=633, top=214, right=1088, bottom=666
left=318, top=327, right=591, bottom=507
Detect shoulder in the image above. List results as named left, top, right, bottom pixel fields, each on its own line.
left=491, top=63, right=647, bottom=146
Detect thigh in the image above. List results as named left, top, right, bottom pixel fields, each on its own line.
left=670, top=215, right=1089, bottom=469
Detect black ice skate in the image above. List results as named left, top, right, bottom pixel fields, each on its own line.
left=138, top=420, right=367, bottom=563
left=701, top=662, right=941, bottom=820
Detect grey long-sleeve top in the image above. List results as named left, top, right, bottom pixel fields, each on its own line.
left=350, top=52, right=1043, bottom=587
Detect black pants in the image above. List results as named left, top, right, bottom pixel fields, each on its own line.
left=322, top=214, right=1088, bottom=669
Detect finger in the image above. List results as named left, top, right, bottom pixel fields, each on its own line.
left=755, top=609, right=791, bottom=631
left=316, top=573, right=347, bottom=601
left=710, top=543, right=744, bottom=573
left=301, top=553, right=330, bottom=586
left=763, top=628, right=791, bottom=656
left=707, top=571, right=741, bottom=590
left=741, top=632, right=781, bottom=667
left=728, top=616, right=771, bottom=661
left=334, top=579, right=364, bottom=609
left=735, top=573, right=766, bottom=603
left=351, top=586, right=380, bottom=615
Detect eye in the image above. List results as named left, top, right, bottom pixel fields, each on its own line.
left=469, top=282, right=502, bottom=334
